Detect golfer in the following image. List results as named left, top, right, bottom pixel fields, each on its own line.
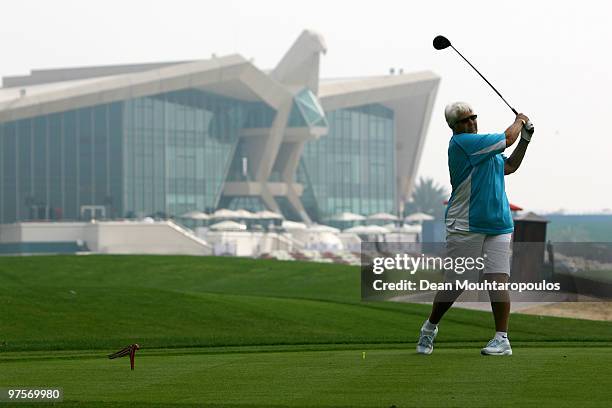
left=416, top=102, right=533, bottom=356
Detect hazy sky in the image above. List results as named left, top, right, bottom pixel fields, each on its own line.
left=2, top=0, right=610, bottom=213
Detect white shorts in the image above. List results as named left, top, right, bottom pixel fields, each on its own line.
left=445, top=231, right=512, bottom=278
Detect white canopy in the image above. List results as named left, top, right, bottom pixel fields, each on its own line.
left=338, top=232, right=362, bottom=241
left=180, top=210, right=210, bottom=220
left=210, top=209, right=241, bottom=219
left=327, top=212, right=365, bottom=222
left=233, top=209, right=255, bottom=219
left=254, top=210, right=284, bottom=219
left=338, top=232, right=362, bottom=252
left=367, top=212, right=398, bottom=221
left=308, top=224, right=341, bottom=233
left=282, top=220, right=307, bottom=230
left=387, top=224, right=422, bottom=233
left=209, top=220, right=247, bottom=231
left=344, top=225, right=390, bottom=234
left=405, top=212, right=434, bottom=223
left=313, top=232, right=343, bottom=245
left=305, top=232, right=344, bottom=251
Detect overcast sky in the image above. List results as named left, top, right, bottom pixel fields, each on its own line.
left=2, top=0, right=610, bottom=213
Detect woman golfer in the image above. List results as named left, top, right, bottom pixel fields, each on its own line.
left=416, top=102, right=533, bottom=356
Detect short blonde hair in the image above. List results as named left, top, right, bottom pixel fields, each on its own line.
left=444, top=102, right=473, bottom=128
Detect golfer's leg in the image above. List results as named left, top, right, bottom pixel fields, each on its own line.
left=488, top=273, right=510, bottom=332
left=428, top=231, right=483, bottom=323
left=483, top=233, right=513, bottom=332
left=428, top=288, right=464, bottom=324
left=418, top=288, right=463, bottom=354
left=417, top=232, right=483, bottom=354
left=481, top=272, right=513, bottom=355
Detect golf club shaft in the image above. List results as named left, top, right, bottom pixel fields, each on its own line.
left=449, top=45, right=518, bottom=116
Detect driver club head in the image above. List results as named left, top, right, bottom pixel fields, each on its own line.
left=433, top=35, right=451, bottom=50
left=432, top=34, right=523, bottom=116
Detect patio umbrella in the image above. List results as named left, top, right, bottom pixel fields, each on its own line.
left=255, top=210, right=284, bottom=219
left=233, top=209, right=255, bottom=219
left=308, top=224, right=341, bottom=233
left=344, top=225, right=390, bottom=234
left=282, top=220, right=307, bottom=230
left=210, top=209, right=241, bottom=219
left=180, top=210, right=210, bottom=220
left=367, top=212, right=398, bottom=222
left=404, top=212, right=434, bottom=223
left=209, top=220, right=247, bottom=231
left=327, top=212, right=365, bottom=222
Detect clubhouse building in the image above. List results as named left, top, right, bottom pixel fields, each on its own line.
left=0, top=30, right=439, bottom=224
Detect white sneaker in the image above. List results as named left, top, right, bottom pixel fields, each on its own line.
left=416, top=326, right=438, bottom=355
left=480, top=337, right=512, bottom=356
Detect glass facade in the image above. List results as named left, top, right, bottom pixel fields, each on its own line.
left=300, top=104, right=396, bottom=219
left=122, top=89, right=247, bottom=217
left=244, top=102, right=276, bottom=129
left=289, top=88, right=328, bottom=128
left=0, top=103, right=123, bottom=223
left=0, top=89, right=270, bottom=222
left=0, top=90, right=397, bottom=224
left=226, top=139, right=252, bottom=182
left=219, top=196, right=266, bottom=212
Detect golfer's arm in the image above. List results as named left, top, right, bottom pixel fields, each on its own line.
left=504, top=119, right=523, bottom=147
left=504, top=139, right=529, bottom=175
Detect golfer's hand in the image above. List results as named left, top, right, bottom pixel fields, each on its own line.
left=521, top=120, right=534, bottom=142
left=516, top=113, right=529, bottom=125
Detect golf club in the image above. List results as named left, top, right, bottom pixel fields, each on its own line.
left=433, top=35, right=534, bottom=132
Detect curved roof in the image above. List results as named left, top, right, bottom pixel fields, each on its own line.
left=0, top=55, right=292, bottom=123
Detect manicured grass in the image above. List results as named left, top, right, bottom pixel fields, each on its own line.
left=1, top=255, right=612, bottom=407
left=2, top=345, right=612, bottom=407
left=1, top=255, right=612, bottom=352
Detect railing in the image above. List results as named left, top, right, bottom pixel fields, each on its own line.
left=165, top=220, right=212, bottom=250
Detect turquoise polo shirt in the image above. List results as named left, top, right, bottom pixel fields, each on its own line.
left=445, top=132, right=514, bottom=235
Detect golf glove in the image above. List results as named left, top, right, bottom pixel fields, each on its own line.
left=521, top=120, right=534, bottom=142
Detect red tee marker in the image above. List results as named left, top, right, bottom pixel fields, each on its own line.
left=108, top=344, right=140, bottom=370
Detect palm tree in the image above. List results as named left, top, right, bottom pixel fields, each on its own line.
left=404, top=177, right=448, bottom=219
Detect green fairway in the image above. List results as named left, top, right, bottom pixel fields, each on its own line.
left=1, top=255, right=612, bottom=407
left=2, top=345, right=612, bottom=407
